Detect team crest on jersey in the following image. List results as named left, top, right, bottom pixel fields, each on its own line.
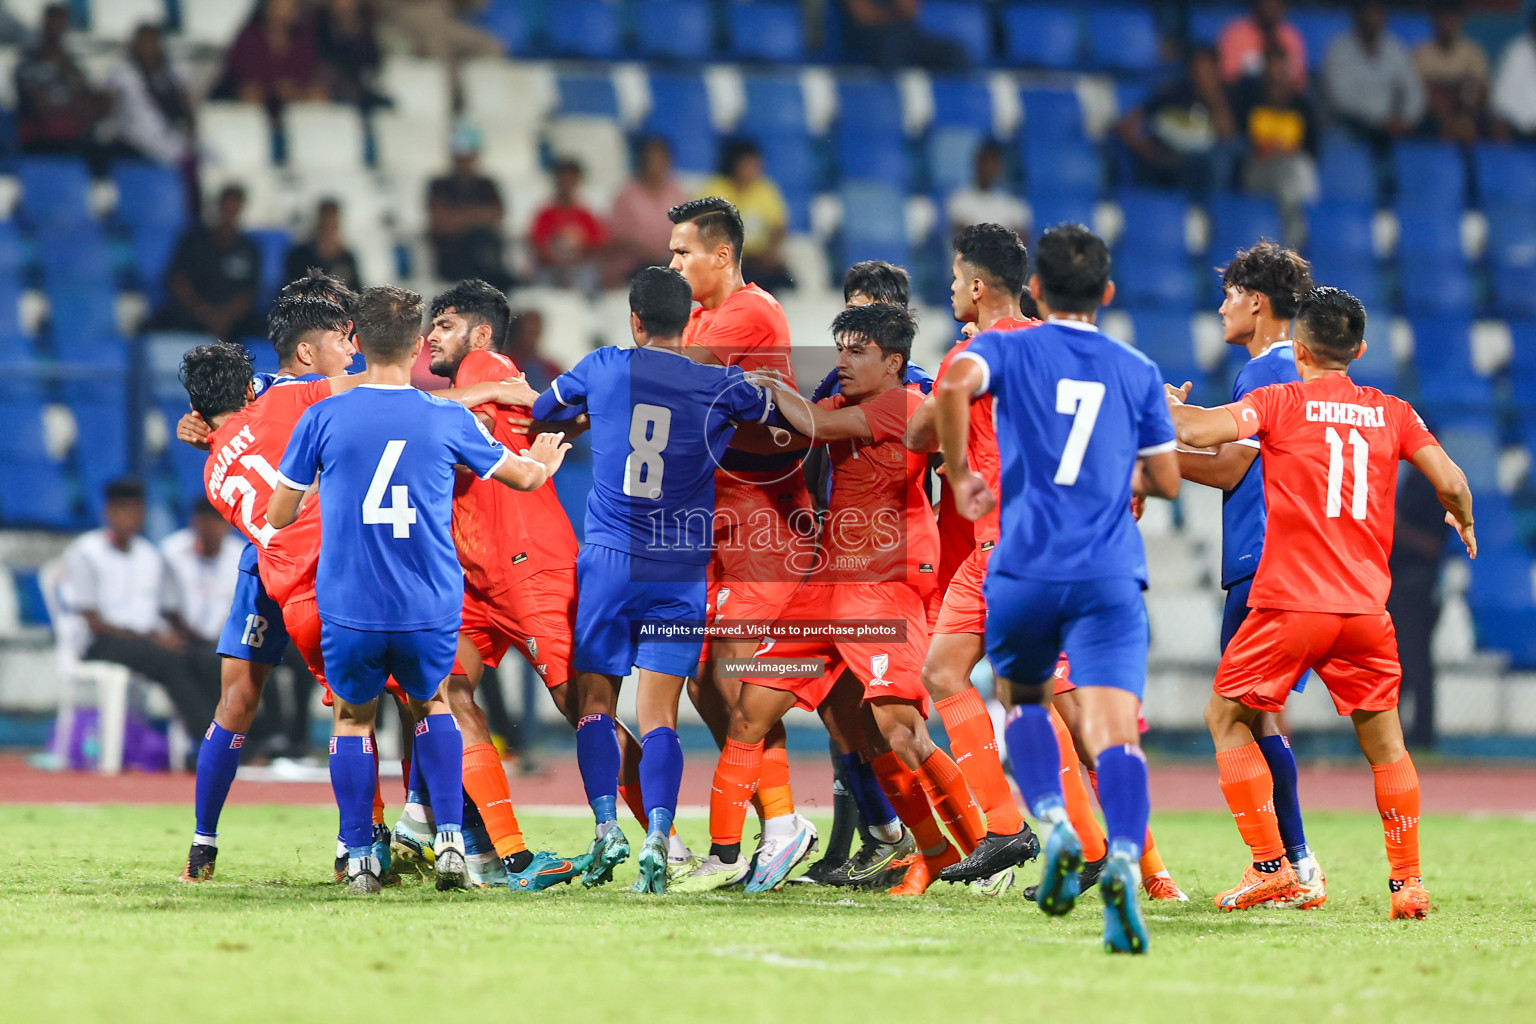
left=716, top=587, right=731, bottom=611
left=870, top=653, right=890, bottom=684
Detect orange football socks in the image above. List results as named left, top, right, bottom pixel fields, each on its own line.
left=934, top=688, right=1026, bottom=836
left=1140, top=828, right=1166, bottom=877
left=1373, top=754, right=1422, bottom=881
left=1051, top=707, right=1106, bottom=861
left=915, top=748, right=985, bottom=853
left=463, top=743, right=526, bottom=857
left=710, top=739, right=763, bottom=846
left=756, top=744, right=796, bottom=820
left=871, top=750, right=946, bottom=853
left=1216, top=742, right=1286, bottom=863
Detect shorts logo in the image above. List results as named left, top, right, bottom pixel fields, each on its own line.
left=870, top=653, right=890, bottom=684
left=716, top=587, right=731, bottom=611
left=534, top=664, right=548, bottom=677
left=362, top=735, right=375, bottom=753
left=329, top=737, right=336, bottom=754
left=205, top=723, right=216, bottom=741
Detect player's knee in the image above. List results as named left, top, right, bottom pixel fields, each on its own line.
left=920, top=660, right=962, bottom=700
left=217, top=678, right=262, bottom=728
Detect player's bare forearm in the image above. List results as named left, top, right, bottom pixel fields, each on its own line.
left=493, top=432, right=570, bottom=491
left=769, top=383, right=872, bottom=442
left=1170, top=403, right=1241, bottom=449
left=1135, top=450, right=1182, bottom=500
left=267, top=486, right=303, bottom=529
left=1410, top=444, right=1476, bottom=557
left=903, top=395, right=939, bottom=453
left=682, top=345, right=724, bottom=366
left=1176, top=442, right=1258, bottom=491
left=729, top=421, right=811, bottom=454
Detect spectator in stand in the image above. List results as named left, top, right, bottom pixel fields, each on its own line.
left=378, top=0, right=503, bottom=62
left=428, top=125, right=512, bottom=293
left=700, top=137, right=794, bottom=294
left=60, top=480, right=222, bottom=757
left=0, top=2, right=27, bottom=45
left=605, top=136, right=687, bottom=286
left=1414, top=0, right=1490, bottom=143
left=1114, top=45, right=1239, bottom=196
left=1218, top=0, right=1307, bottom=88
left=1387, top=462, right=1450, bottom=751
left=151, top=184, right=265, bottom=340
left=842, top=0, right=968, bottom=72
left=102, top=24, right=196, bottom=168
left=502, top=309, right=563, bottom=389
left=530, top=158, right=608, bottom=294
left=283, top=199, right=361, bottom=292
left=1492, top=9, right=1536, bottom=140
left=14, top=4, right=111, bottom=162
left=160, top=501, right=242, bottom=651
left=1323, top=0, right=1425, bottom=148
left=317, top=0, right=384, bottom=109
left=945, top=140, right=1027, bottom=236
left=1235, top=46, right=1318, bottom=225
left=215, top=0, right=328, bottom=115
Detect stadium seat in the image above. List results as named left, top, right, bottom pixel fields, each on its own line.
left=54, top=333, right=128, bottom=373
left=726, top=2, right=805, bottom=63
left=1407, top=315, right=1485, bottom=404
left=1507, top=319, right=1536, bottom=381
left=916, top=1, right=992, bottom=67
left=1116, top=258, right=1195, bottom=310
left=556, top=72, right=620, bottom=118
left=0, top=396, right=46, bottom=458
left=1288, top=8, right=1350, bottom=68
left=17, top=156, right=92, bottom=230
left=179, top=0, right=252, bottom=47
left=0, top=276, right=25, bottom=339
left=249, top=229, right=292, bottom=299
left=282, top=102, right=366, bottom=173
left=474, top=0, right=531, bottom=54
left=635, top=0, right=714, bottom=60
left=45, top=286, right=115, bottom=340
left=1387, top=10, right=1432, bottom=48
left=1468, top=547, right=1536, bottom=610
left=1023, top=140, right=1101, bottom=197
left=839, top=180, right=909, bottom=270
left=1116, top=189, right=1188, bottom=260
left=1188, top=4, right=1243, bottom=46
left=1471, top=143, right=1536, bottom=207
left=547, top=0, right=621, bottom=59
left=1316, top=133, right=1379, bottom=204
left=1001, top=4, right=1081, bottom=69
left=927, top=125, right=985, bottom=197
left=1028, top=190, right=1096, bottom=237
left=1126, top=310, right=1200, bottom=380
left=759, top=135, right=816, bottom=232
left=69, top=398, right=130, bottom=496
left=835, top=78, right=907, bottom=185
left=740, top=73, right=808, bottom=138
left=643, top=73, right=716, bottom=175
left=0, top=458, right=77, bottom=529
left=1306, top=199, right=1376, bottom=260
left=87, top=0, right=165, bottom=39
left=36, top=227, right=115, bottom=287
left=1434, top=414, right=1501, bottom=494
left=197, top=102, right=274, bottom=171
left=1493, top=264, right=1536, bottom=319
left=1400, top=258, right=1474, bottom=318
left=929, top=76, right=995, bottom=135
left=462, top=59, right=557, bottom=129
left=109, top=162, right=187, bottom=233
left=1487, top=202, right=1536, bottom=317
left=1306, top=249, right=1383, bottom=312
left=377, top=56, right=454, bottom=121
left=1086, top=6, right=1162, bottom=72
left=1393, top=142, right=1467, bottom=208
left=544, top=117, right=630, bottom=199
left=1020, top=88, right=1085, bottom=143
left=0, top=221, right=28, bottom=280
left=127, top=227, right=179, bottom=300
left=838, top=77, right=904, bottom=138
left=373, top=111, right=453, bottom=179
left=1206, top=193, right=1282, bottom=262
left=1395, top=206, right=1465, bottom=262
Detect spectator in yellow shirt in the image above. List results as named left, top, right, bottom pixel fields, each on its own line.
left=699, top=137, right=794, bottom=294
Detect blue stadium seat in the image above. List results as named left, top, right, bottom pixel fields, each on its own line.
left=644, top=73, right=716, bottom=175
left=0, top=221, right=26, bottom=280
left=1021, top=88, right=1085, bottom=143
left=1350, top=311, right=1397, bottom=391
left=927, top=126, right=985, bottom=197
left=1394, top=142, right=1467, bottom=208
left=0, top=328, right=32, bottom=368
left=1407, top=315, right=1481, bottom=395
left=1387, top=11, right=1432, bottom=49
left=727, top=2, right=804, bottom=62
left=1028, top=191, right=1095, bottom=237
left=1002, top=4, right=1080, bottom=69
left=547, top=0, right=621, bottom=58
left=1307, top=199, right=1375, bottom=260
left=1486, top=202, right=1536, bottom=268
left=1116, top=189, right=1187, bottom=260
left=36, top=226, right=115, bottom=287
left=1116, top=259, right=1194, bottom=309
left=0, top=458, right=78, bottom=529
left=1024, top=140, right=1101, bottom=197
left=740, top=74, right=807, bottom=138
left=46, top=286, right=116, bottom=340
left=1188, top=4, right=1243, bottom=46
left=109, top=162, right=187, bottom=233
left=1126, top=310, right=1200, bottom=383
left=557, top=73, right=620, bottom=117
left=1492, top=264, right=1536, bottom=319
left=839, top=181, right=908, bottom=270
left=838, top=77, right=904, bottom=138
left=1395, top=206, right=1464, bottom=262
left=475, top=0, right=529, bottom=53
left=1317, top=133, right=1378, bottom=204
left=1307, top=249, right=1382, bottom=312
left=1400, top=258, right=1473, bottom=318
left=249, top=229, right=292, bottom=298
left=635, top=0, right=713, bottom=61
left=1472, top=143, right=1536, bottom=206
left=1469, top=547, right=1536, bottom=610
left=1086, top=6, right=1162, bottom=72
left=1289, top=8, right=1350, bottom=68
left=1434, top=414, right=1501, bottom=494
left=835, top=77, right=906, bottom=185
left=0, top=397, right=46, bottom=458
left=128, top=226, right=179, bottom=299
left=759, top=134, right=815, bottom=232
left=917, top=1, right=992, bottom=66
left=838, top=134, right=909, bottom=186
left=0, top=278, right=23, bottom=340
left=54, top=333, right=128, bottom=372
left=69, top=398, right=131, bottom=496
left=17, top=157, right=93, bottom=230
left=1206, top=193, right=1282, bottom=263
left=1508, top=319, right=1536, bottom=381
left=930, top=76, right=995, bottom=134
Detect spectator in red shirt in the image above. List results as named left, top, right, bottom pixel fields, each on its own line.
left=215, top=0, right=329, bottom=115
left=1219, top=0, right=1307, bottom=89
left=530, top=158, right=608, bottom=294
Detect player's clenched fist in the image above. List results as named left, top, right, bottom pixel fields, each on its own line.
left=948, top=467, right=996, bottom=522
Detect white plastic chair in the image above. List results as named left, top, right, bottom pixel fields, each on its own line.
left=282, top=102, right=367, bottom=175
left=38, top=560, right=134, bottom=775
left=87, top=0, right=168, bottom=41
left=179, top=0, right=256, bottom=48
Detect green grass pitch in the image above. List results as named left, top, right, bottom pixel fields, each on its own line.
left=1, top=805, right=1531, bottom=1023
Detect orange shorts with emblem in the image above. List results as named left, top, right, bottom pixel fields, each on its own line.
left=1216, top=608, right=1401, bottom=716
left=933, top=543, right=993, bottom=635
left=742, top=581, right=930, bottom=714
left=452, top=568, right=577, bottom=688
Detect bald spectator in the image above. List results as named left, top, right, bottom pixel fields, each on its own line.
left=1218, top=0, right=1307, bottom=88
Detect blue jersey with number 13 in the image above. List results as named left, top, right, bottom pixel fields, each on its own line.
left=276, top=384, right=508, bottom=631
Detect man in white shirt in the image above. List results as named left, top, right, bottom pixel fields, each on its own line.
left=159, top=501, right=243, bottom=645
left=60, top=480, right=220, bottom=752
left=1492, top=9, right=1536, bottom=138
left=946, top=140, right=1028, bottom=238
left=1322, top=1, right=1426, bottom=144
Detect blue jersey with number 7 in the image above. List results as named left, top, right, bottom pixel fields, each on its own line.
left=958, top=320, right=1176, bottom=587
left=276, top=383, right=509, bottom=630
left=530, top=346, right=774, bottom=565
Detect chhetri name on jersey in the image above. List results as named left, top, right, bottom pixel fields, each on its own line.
left=1304, top=400, right=1386, bottom=429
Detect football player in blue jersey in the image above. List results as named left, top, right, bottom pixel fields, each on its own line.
left=528, top=267, right=777, bottom=894
left=268, top=285, right=570, bottom=895
left=1171, top=240, right=1326, bottom=908
left=933, top=224, right=1181, bottom=953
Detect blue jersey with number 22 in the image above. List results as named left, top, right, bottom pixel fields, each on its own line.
left=958, top=320, right=1176, bottom=587
left=277, top=384, right=509, bottom=631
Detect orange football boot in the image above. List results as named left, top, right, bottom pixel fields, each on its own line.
left=889, top=843, right=960, bottom=895
left=1389, top=877, right=1430, bottom=920
left=1215, top=863, right=1302, bottom=910
left=1143, top=872, right=1189, bottom=901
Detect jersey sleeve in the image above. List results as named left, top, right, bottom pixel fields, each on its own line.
left=1395, top=399, right=1440, bottom=460
left=951, top=334, right=998, bottom=395
left=1228, top=362, right=1264, bottom=450
left=861, top=386, right=919, bottom=444
left=692, top=303, right=777, bottom=368
left=275, top=405, right=323, bottom=490
left=449, top=405, right=510, bottom=480
left=1137, top=363, right=1178, bottom=456
left=532, top=351, right=595, bottom=421
left=725, top=367, right=775, bottom=424
left=1223, top=384, right=1280, bottom=442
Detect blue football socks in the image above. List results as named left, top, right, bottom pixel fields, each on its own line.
left=576, top=714, right=622, bottom=827
left=412, top=714, right=464, bottom=834
left=1258, top=733, right=1309, bottom=862
left=193, top=723, right=245, bottom=844
left=840, top=751, right=899, bottom=829
left=639, top=726, right=683, bottom=839
left=1004, top=704, right=1067, bottom=823
left=1096, top=744, right=1150, bottom=863
left=329, top=735, right=376, bottom=853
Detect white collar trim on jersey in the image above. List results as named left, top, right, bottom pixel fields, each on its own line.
left=358, top=383, right=413, bottom=390
left=1047, top=317, right=1100, bottom=332
left=1262, top=339, right=1293, bottom=355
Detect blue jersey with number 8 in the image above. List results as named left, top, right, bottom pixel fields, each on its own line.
left=531, top=346, right=773, bottom=565
left=958, top=321, right=1176, bottom=587
left=277, top=384, right=508, bottom=631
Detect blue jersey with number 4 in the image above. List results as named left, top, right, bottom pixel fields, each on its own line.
left=530, top=345, right=773, bottom=564
left=276, top=384, right=509, bottom=631
left=959, top=320, right=1176, bottom=587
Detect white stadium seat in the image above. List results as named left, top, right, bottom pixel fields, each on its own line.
left=460, top=58, right=556, bottom=134
left=378, top=56, right=453, bottom=121
left=543, top=117, right=629, bottom=203
left=282, top=102, right=367, bottom=174
left=373, top=111, right=451, bottom=179
left=88, top=0, right=167, bottom=40
left=4, top=0, right=57, bottom=29
left=179, top=0, right=255, bottom=48
left=198, top=101, right=273, bottom=172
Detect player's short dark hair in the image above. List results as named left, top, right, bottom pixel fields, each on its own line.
left=1221, top=240, right=1313, bottom=320
left=954, top=223, right=1029, bottom=297
left=629, top=266, right=693, bottom=339
left=668, top=197, right=745, bottom=264
left=279, top=267, right=359, bottom=316
left=830, top=302, right=915, bottom=372
left=1295, top=286, right=1367, bottom=367
left=430, top=279, right=511, bottom=351
left=268, top=295, right=350, bottom=364
left=180, top=341, right=256, bottom=422
left=1033, top=224, right=1111, bottom=314
left=842, top=261, right=911, bottom=307
left=354, top=285, right=425, bottom=362
left=104, top=478, right=146, bottom=504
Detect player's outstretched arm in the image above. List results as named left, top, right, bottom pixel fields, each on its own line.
left=1409, top=444, right=1477, bottom=559
left=1166, top=381, right=1242, bottom=449
left=267, top=485, right=303, bottom=529
left=934, top=356, right=993, bottom=521
left=443, top=376, right=540, bottom=410
left=490, top=431, right=571, bottom=491
left=768, top=381, right=874, bottom=443
left=1176, top=442, right=1258, bottom=491
left=1134, top=450, right=1182, bottom=500
left=903, top=394, right=940, bottom=453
